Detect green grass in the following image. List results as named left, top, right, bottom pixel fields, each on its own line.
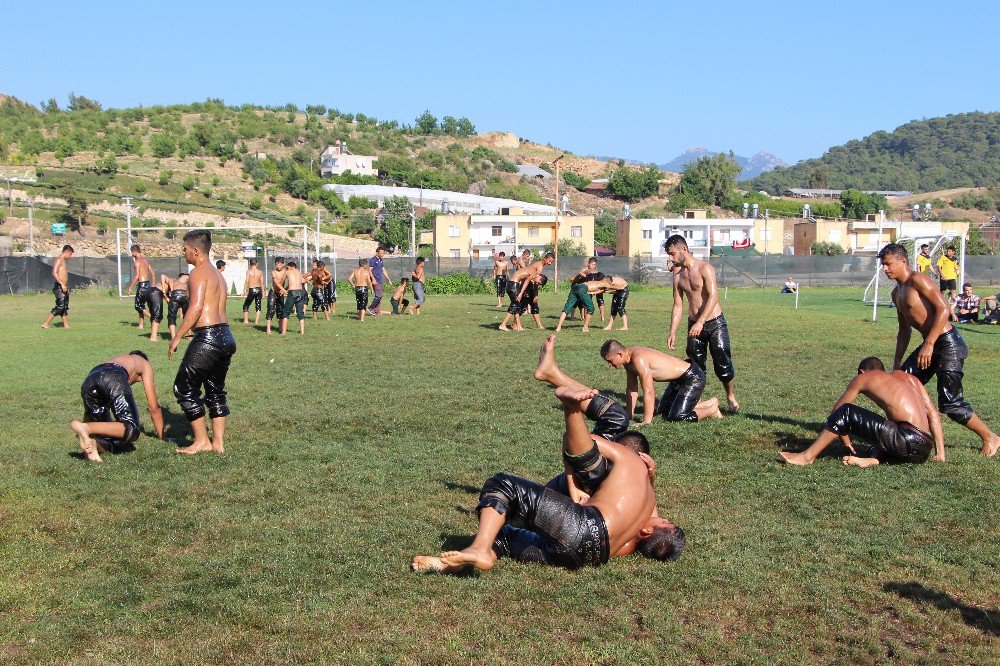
left=1, top=288, right=998, bottom=664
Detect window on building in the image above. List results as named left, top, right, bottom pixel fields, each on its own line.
left=571, top=226, right=582, bottom=238
left=683, top=229, right=695, bottom=239
left=829, top=230, right=842, bottom=243
left=448, top=226, right=460, bottom=237
left=717, top=230, right=731, bottom=242
left=492, top=226, right=503, bottom=237
left=642, top=230, right=652, bottom=240
left=449, top=249, right=460, bottom=258
left=529, top=227, right=539, bottom=237
left=760, top=228, right=772, bottom=241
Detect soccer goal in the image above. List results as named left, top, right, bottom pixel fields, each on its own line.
left=115, top=224, right=312, bottom=298
left=862, top=232, right=966, bottom=322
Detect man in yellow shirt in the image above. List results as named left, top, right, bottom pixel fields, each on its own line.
left=915, top=243, right=936, bottom=277
left=936, top=245, right=959, bottom=300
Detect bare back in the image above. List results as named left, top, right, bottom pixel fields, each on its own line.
left=892, top=272, right=952, bottom=339
left=628, top=346, right=690, bottom=382
left=245, top=268, right=264, bottom=289
left=190, top=261, right=228, bottom=327
left=586, top=440, right=656, bottom=554
left=676, top=258, right=722, bottom=322
left=285, top=268, right=305, bottom=291
left=350, top=268, right=372, bottom=287
left=860, top=370, right=932, bottom=430
left=134, top=256, right=154, bottom=283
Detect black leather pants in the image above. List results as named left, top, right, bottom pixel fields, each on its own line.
left=167, top=291, right=188, bottom=327
left=51, top=282, right=69, bottom=316
left=266, top=290, right=284, bottom=320
left=82, top=363, right=141, bottom=452
left=686, top=314, right=735, bottom=382
left=242, top=287, right=262, bottom=313
left=173, top=324, right=237, bottom=421
left=901, top=328, right=974, bottom=425
left=657, top=364, right=706, bottom=422
left=825, top=403, right=932, bottom=463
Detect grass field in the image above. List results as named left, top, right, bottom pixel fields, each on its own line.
left=1, top=287, right=998, bottom=664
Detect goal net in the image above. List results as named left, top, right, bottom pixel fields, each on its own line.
left=116, top=224, right=312, bottom=298
left=863, top=232, right=966, bottom=321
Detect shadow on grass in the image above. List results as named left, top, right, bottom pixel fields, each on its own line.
left=774, top=431, right=815, bottom=453
left=441, top=479, right=481, bottom=495
left=160, top=405, right=192, bottom=443
left=954, top=324, right=999, bottom=336
left=884, top=582, right=1000, bottom=636
left=746, top=412, right=826, bottom=432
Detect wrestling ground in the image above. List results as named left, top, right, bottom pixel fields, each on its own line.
left=1, top=287, right=998, bottom=664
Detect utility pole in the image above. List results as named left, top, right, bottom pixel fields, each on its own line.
left=409, top=206, right=416, bottom=257
left=552, top=154, right=564, bottom=291
left=6, top=178, right=12, bottom=218
left=123, top=196, right=133, bottom=246
left=315, top=208, right=322, bottom=259
left=27, top=196, right=34, bottom=256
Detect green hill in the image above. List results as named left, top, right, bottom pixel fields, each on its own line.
left=751, top=111, right=1000, bottom=194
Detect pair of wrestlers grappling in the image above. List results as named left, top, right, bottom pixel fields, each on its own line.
left=411, top=336, right=687, bottom=574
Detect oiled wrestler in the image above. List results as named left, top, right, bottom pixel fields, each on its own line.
left=266, top=257, right=287, bottom=335
left=412, top=386, right=684, bottom=573
left=161, top=272, right=190, bottom=340
left=70, top=350, right=164, bottom=462
left=780, top=356, right=945, bottom=467
left=126, top=244, right=156, bottom=330
left=242, top=258, right=264, bottom=325
left=169, top=230, right=237, bottom=455
left=280, top=261, right=308, bottom=335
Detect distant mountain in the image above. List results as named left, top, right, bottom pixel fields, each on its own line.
left=659, top=147, right=787, bottom=180
left=750, top=111, right=1000, bottom=194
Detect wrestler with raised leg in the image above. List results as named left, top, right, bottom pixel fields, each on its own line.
left=878, top=242, right=1000, bottom=457
left=70, top=350, right=164, bottom=462
left=169, top=230, right=237, bottom=456
left=780, top=356, right=945, bottom=467
left=412, top=386, right=684, bottom=573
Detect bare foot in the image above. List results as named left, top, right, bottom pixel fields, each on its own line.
left=581, top=327, right=590, bottom=332
left=42, top=323, right=49, bottom=329
left=727, top=396, right=740, bottom=412
left=603, top=324, right=613, bottom=331
left=708, top=401, right=724, bottom=419
left=533, top=334, right=558, bottom=383
left=71, top=421, right=102, bottom=462
left=982, top=434, right=1000, bottom=457
left=499, top=325, right=510, bottom=332
left=176, top=440, right=214, bottom=455
left=779, top=451, right=811, bottom=466
left=618, top=327, right=628, bottom=331
left=440, top=547, right=496, bottom=572
left=555, top=326, right=562, bottom=332
left=212, top=442, right=225, bottom=455
left=410, top=555, right=447, bottom=572
left=555, top=385, right=599, bottom=405
left=842, top=456, right=879, bottom=468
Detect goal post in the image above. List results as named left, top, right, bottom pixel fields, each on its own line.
left=116, top=224, right=310, bottom=297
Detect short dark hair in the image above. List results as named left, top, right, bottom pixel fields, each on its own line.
left=858, top=356, right=885, bottom=373
left=182, top=230, right=212, bottom=254
left=62, top=244, right=75, bottom=253
left=274, top=256, right=285, bottom=264
left=962, top=282, right=972, bottom=289
left=416, top=256, right=425, bottom=264
left=636, top=524, right=686, bottom=562
left=287, top=261, right=297, bottom=269
left=402, top=298, right=410, bottom=306
left=589, top=272, right=605, bottom=282
left=128, top=350, right=149, bottom=361
left=877, top=243, right=907, bottom=262
left=359, top=258, right=368, bottom=266
left=498, top=252, right=506, bottom=258
left=946, top=245, right=956, bottom=252
left=617, top=430, right=650, bottom=455
left=665, top=235, right=687, bottom=252
left=376, top=246, right=387, bottom=253
left=318, top=261, right=325, bottom=268
left=130, top=244, right=141, bottom=253
left=178, top=272, right=188, bottom=278
left=544, top=252, right=555, bottom=260
left=401, top=277, right=410, bottom=284
left=920, top=243, right=929, bottom=250
left=537, top=274, right=548, bottom=286
left=588, top=256, right=597, bottom=263
left=600, top=339, right=624, bottom=357
left=249, top=258, right=258, bottom=266
left=215, top=260, right=226, bottom=270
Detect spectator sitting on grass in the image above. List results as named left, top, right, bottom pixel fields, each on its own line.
left=981, top=293, right=999, bottom=324
left=952, top=283, right=981, bottom=323
left=781, top=277, right=798, bottom=294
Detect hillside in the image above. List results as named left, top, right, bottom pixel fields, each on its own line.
left=660, top=148, right=787, bottom=181
left=751, top=111, right=1000, bottom=194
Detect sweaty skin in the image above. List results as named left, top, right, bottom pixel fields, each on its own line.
left=126, top=250, right=156, bottom=329
left=42, top=248, right=73, bottom=329
left=281, top=266, right=307, bottom=334
left=605, top=346, right=722, bottom=424
left=348, top=265, right=373, bottom=321
left=882, top=252, right=1000, bottom=456
left=779, top=368, right=945, bottom=466
left=71, top=352, right=165, bottom=462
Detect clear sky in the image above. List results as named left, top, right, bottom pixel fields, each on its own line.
left=3, top=0, right=998, bottom=164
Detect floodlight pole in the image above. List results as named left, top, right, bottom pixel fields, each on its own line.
left=872, top=210, right=885, bottom=322
left=116, top=227, right=123, bottom=297
left=27, top=196, right=34, bottom=257
left=315, top=208, right=322, bottom=259
left=409, top=206, right=416, bottom=257
left=553, top=154, right=564, bottom=291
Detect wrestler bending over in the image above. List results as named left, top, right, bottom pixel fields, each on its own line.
left=411, top=386, right=684, bottom=573
left=780, top=356, right=945, bottom=467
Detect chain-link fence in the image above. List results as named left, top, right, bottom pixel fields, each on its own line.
left=4, top=253, right=998, bottom=296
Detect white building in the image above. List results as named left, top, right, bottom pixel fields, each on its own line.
left=617, top=214, right=758, bottom=259
left=319, top=141, right=378, bottom=178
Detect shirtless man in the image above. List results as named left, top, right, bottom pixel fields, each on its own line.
left=142, top=277, right=166, bottom=343
left=493, top=252, right=510, bottom=308
left=780, top=356, right=945, bottom=467
left=665, top=235, right=739, bottom=412
left=411, top=386, right=684, bottom=573
left=70, top=350, right=164, bottom=462
left=42, top=244, right=74, bottom=329
left=878, top=242, right=999, bottom=457
left=304, top=259, right=330, bottom=321
left=126, top=244, right=156, bottom=330
left=280, top=261, right=308, bottom=335
left=499, top=253, right=554, bottom=331
left=316, top=261, right=333, bottom=318
left=601, top=275, right=631, bottom=331
left=348, top=258, right=373, bottom=321
left=601, top=340, right=722, bottom=424
left=323, top=263, right=337, bottom=315
left=555, top=274, right=598, bottom=332
left=242, top=258, right=264, bottom=325
left=169, top=230, right=237, bottom=455
left=577, top=257, right=606, bottom=322
left=162, top=272, right=190, bottom=340
left=266, top=257, right=287, bottom=335
left=499, top=273, right=548, bottom=331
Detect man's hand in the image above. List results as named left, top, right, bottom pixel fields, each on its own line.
left=168, top=337, right=179, bottom=359
left=638, top=452, right=657, bottom=483
left=689, top=321, right=704, bottom=338
left=667, top=333, right=676, bottom=350
left=917, top=342, right=933, bottom=370
left=933, top=452, right=946, bottom=462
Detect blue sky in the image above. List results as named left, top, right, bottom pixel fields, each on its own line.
left=3, top=0, right=998, bottom=164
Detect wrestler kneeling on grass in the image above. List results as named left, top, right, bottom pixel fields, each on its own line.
left=780, top=356, right=945, bottom=468
left=70, top=350, right=164, bottom=462
left=411, top=385, right=684, bottom=573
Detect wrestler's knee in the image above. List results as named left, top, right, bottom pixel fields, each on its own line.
left=173, top=384, right=205, bottom=421
left=123, top=422, right=140, bottom=444
left=825, top=403, right=851, bottom=433
left=478, top=473, right=515, bottom=515
left=940, top=400, right=973, bottom=425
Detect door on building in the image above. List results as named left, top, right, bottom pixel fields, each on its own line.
left=472, top=249, right=480, bottom=260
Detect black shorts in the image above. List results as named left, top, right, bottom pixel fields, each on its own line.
left=506, top=280, right=524, bottom=314
left=686, top=314, right=735, bottom=383
left=495, top=275, right=508, bottom=298
left=940, top=279, right=957, bottom=292
left=282, top=289, right=307, bottom=320
left=134, top=281, right=151, bottom=315
left=324, top=282, right=336, bottom=303
left=595, top=292, right=605, bottom=308
left=51, top=282, right=69, bottom=316
left=310, top=286, right=328, bottom=312
left=168, top=290, right=189, bottom=327
left=825, top=403, right=933, bottom=464
left=81, top=363, right=141, bottom=453
left=140, top=287, right=164, bottom=323
left=173, top=323, right=237, bottom=421
left=657, top=364, right=706, bottom=422
left=354, top=286, right=369, bottom=312
left=610, top=286, right=629, bottom=317
left=266, top=290, right=284, bottom=320
left=901, top=327, right=973, bottom=425
left=585, top=392, right=629, bottom=442
left=243, top=287, right=262, bottom=313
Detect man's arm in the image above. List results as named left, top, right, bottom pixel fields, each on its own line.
left=169, top=271, right=205, bottom=358
left=382, top=266, right=392, bottom=285
left=688, top=263, right=719, bottom=338
left=140, top=365, right=164, bottom=439
left=667, top=272, right=684, bottom=350
left=517, top=279, right=532, bottom=301
left=911, top=274, right=951, bottom=370
left=126, top=260, right=140, bottom=294
left=53, top=258, right=69, bottom=291
left=242, top=272, right=250, bottom=297
left=625, top=367, right=639, bottom=418
left=634, top=361, right=657, bottom=425
left=917, top=380, right=946, bottom=461
left=892, top=289, right=911, bottom=370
